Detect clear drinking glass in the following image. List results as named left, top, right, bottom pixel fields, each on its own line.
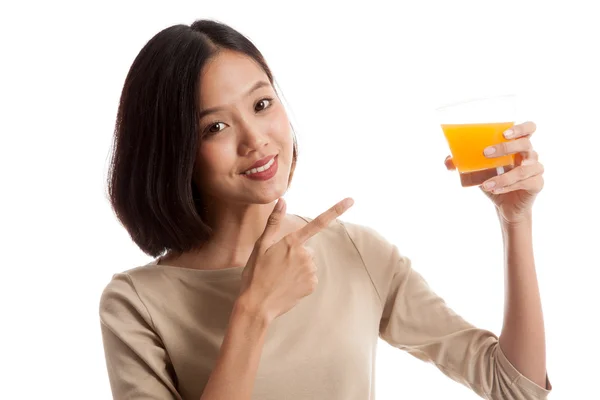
left=436, top=94, right=517, bottom=187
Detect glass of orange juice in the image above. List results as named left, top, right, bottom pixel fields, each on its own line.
left=436, top=95, right=517, bottom=187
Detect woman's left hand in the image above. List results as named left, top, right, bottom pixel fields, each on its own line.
left=445, top=121, right=545, bottom=225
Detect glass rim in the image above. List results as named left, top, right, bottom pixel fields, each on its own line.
left=435, top=94, right=516, bottom=112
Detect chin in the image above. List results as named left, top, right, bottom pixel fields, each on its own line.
left=256, top=183, right=289, bottom=204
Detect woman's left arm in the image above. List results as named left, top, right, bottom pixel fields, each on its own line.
left=449, top=120, right=550, bottom=389
left=343, top=122, right=551, bottom=399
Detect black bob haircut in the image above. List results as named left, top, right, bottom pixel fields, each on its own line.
left=106, top=20, right=299, bottom=258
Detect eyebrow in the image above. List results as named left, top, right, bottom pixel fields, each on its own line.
left=198, top=80, right=271, bottom=120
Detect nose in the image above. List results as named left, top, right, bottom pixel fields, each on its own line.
left=238, top=118, right=269, bottom=154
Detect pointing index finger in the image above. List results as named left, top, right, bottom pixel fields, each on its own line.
left=293, top=198, right=354, bottom=243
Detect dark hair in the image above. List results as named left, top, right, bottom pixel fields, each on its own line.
left=106, top=19, right=298, bottom=258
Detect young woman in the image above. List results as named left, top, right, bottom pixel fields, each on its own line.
left=100, top=19, right=551, bottom=400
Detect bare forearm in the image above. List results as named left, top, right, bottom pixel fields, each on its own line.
left=497, top=212, right=547, bottom=388
left=200, top=296, right=271, bottom=400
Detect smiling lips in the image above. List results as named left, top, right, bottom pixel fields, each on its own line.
left=242, top=155, right=278, bottom=181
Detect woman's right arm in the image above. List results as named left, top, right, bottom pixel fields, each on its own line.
left=202, top=197, right=354, bottom=399
left=202, top=198, right=354, bottom=399
left=199, top=293, right=271, bottom=400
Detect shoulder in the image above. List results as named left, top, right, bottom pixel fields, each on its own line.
left=99, top=264, right=165, bottom=324
left=295, top=215, right=410, bottom=299
left=100, top=263, right=163, bottom=294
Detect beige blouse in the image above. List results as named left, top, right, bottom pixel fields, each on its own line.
left=100, top=217, right=551, bottom=399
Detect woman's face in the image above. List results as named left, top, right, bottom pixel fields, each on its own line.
left=193, top=50, right=294, bottom=206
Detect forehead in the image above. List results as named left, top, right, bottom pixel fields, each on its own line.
left=198, top=51, right=270, bottom=107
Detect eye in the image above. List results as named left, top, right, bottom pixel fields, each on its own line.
left=255, top=97, right=274, bottom=112
left=204, top=122, right=226, bottom=136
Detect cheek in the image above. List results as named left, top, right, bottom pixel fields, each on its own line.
left=269, top=109, right=293, bottom=151
left=197, top=142, right=235, bottom=176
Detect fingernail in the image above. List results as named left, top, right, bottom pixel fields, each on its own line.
left=503, top=129, right=514, bottom=139
left=484, top=181, right=496, bottom=190
left=484, top=146, right=496, bottom=156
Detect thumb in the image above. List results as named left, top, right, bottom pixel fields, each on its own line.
left=259, top=198, right=286, bottom=245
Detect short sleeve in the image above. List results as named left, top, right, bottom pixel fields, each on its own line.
left=341, top=221, right=551, bottom=400
left=99, top=273, right=182, bottom=400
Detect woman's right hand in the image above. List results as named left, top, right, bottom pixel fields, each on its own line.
left=238, top=197, right=354, bottom=323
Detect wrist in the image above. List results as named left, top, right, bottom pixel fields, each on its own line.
left=234, top=291, right=273, bottom=326
left=499, top=211, right=534, bottom=253
left=498, top=208, right=533, bottom=229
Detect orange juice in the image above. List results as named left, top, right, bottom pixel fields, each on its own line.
left=441, top=121, right=515, bottom=173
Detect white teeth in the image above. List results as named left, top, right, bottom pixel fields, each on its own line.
left=244, top=157, right=275, bottom=175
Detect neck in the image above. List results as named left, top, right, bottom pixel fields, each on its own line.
left=163, top=198, right=281, bottom=270
left=203, top=199, right=279, bottom=268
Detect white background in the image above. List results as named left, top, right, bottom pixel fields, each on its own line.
left=1, top=1, right=598, bottom=399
